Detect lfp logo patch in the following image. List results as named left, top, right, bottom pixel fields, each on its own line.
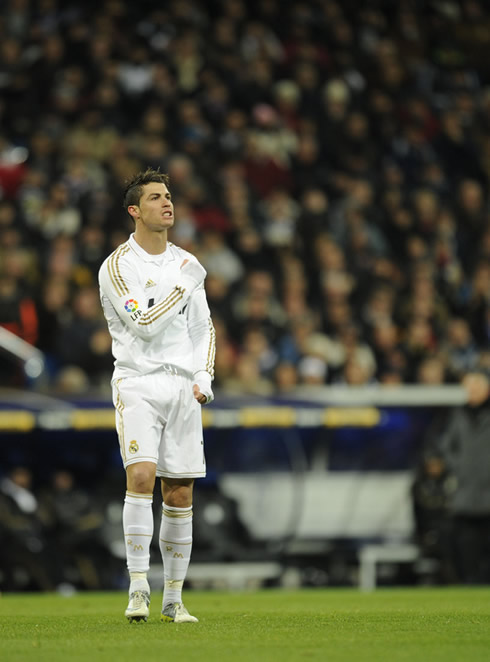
left=124, top=298, right=143, bottom=321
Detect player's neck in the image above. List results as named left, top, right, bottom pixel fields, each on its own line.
left=133, top=228, right=168, bottom=255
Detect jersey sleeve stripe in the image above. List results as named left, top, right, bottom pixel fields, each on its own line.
left=108, top=248, right=122, bottom=296
left=138, top=287, right=183, bottom=323
left=137, top=286, right=185, bottom=326
left=107, top=253, right=121, bottom=297
left=206, top=319, right=216, bottom=376
left=115, top=245, right=131, bottom=295
left=108, top=245, right=130, bottom=297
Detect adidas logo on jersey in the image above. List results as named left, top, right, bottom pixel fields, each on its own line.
left=145, top=279, right=156, bottom=289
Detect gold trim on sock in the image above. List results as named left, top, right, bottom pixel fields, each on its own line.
left=162, top=508, right=192, bottom=518
left=126, top=491, right=153, bottom=499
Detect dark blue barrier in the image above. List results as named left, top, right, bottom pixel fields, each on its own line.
left=0, top=388, right=445, bottom=484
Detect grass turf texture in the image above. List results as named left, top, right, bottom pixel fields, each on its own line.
left=1, top=588, right=490, bottom=662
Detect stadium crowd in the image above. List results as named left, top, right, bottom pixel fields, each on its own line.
left=1, top=0, right=490, bottom=396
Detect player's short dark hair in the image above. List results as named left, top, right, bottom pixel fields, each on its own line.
left=123, top=168, right=170, bottom=210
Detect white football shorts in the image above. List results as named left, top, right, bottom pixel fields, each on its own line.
left=112, top=370, right=206, bottom=478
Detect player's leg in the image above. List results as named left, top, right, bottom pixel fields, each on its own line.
left=156, top=372, right=205, bottom=623
left=113, top=377, right=161, bottom=622
left=158, top=478, right=198, bottom=623
left=123, top=461, right=156, bottom=622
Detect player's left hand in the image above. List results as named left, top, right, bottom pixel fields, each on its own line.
left=193, top=383, right=214, bottom=405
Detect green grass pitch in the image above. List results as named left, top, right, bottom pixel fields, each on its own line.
left=1, top=587, right=490, bottom=662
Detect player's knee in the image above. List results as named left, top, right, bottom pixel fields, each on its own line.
left=167, top=489, right=192, bottom=508
left=162, top=480, right=193, bottom=508
left=126, top=463, right=156, bottom=493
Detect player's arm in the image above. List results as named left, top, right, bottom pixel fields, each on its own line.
left=99, top=258, right=206, bottom=340
left=187, top=284, right=216, bottom=404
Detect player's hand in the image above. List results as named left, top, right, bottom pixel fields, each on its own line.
left=193, top=383, right=213, bottom=405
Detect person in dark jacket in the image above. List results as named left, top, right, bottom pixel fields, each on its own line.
left=437, top=371, right=490, bottom=583
left=411, top=452, right=455, bottom=582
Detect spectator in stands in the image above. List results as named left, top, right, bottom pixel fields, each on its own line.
left=416, top=356, right=447, bottom=385
left=273, top=360, right=300, bottom=394
left=442, top=317, right=479, bottom=381
left=221, top=353, right=274, bottom=396
left=197, top=229, right=244, bottom=285
left=276, top=311, right=321, bottom=366
left=39, top=470, right=105, bottom=590
left=0, top=257, right=38, bottom=385
left=411, top=452, right=456, bottom=583
left=35, top=275, right=70, bottom=374
left=55, top=285, right=113, bottom=390
left=0, top=467, right=54, bottom=591
left=465, top=261, right=490, bottom=347
left=335, top=355, right=376, bottom=387
left=36, top=181, right=82, bottom=239
left=297, top=355, right=328, bottom=387
left=0, top=200, right=28, bottom=250
left=400, top=317, right=438, bottom=383
left=231, top=270, right=286, bottom=342
left=370, top=321, right=405, bottom=381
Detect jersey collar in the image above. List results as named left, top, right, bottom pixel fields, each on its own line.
left=128, top=234, right=176, bottom=264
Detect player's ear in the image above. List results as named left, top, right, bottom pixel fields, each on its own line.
left=128, top=205, right=139, bottom=220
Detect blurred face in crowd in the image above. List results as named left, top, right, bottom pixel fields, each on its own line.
left=459, top=179, right=483, bottom=213
left=424, top=456, right=445, bottom=478
left=10, top=466, right=32, bottom=489
left=463, top=373, right=489, bottom=407
left=448, top=318, right=472, bottom=347
left=417, top=358, right=445, bottom=385
left=343, top=357, right=370, bottom=385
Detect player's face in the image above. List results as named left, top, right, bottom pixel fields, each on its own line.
left=131, top=182, right=174, bottom=232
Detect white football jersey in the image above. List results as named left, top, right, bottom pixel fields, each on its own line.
left=98, top=234, right=216, bottom=384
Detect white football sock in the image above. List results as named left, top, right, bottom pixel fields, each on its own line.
left=123, top=491, right=153, bottom=592
left=159, top=504, right=193, bottom=607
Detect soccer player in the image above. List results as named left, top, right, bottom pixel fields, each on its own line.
left=98, top=168, right=216, bottom=623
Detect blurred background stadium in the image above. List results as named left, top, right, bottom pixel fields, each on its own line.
left=1, top=0, right=490, bottom=593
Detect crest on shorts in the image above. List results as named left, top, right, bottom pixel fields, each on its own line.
left=129, top=440, right=139, bottom=454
